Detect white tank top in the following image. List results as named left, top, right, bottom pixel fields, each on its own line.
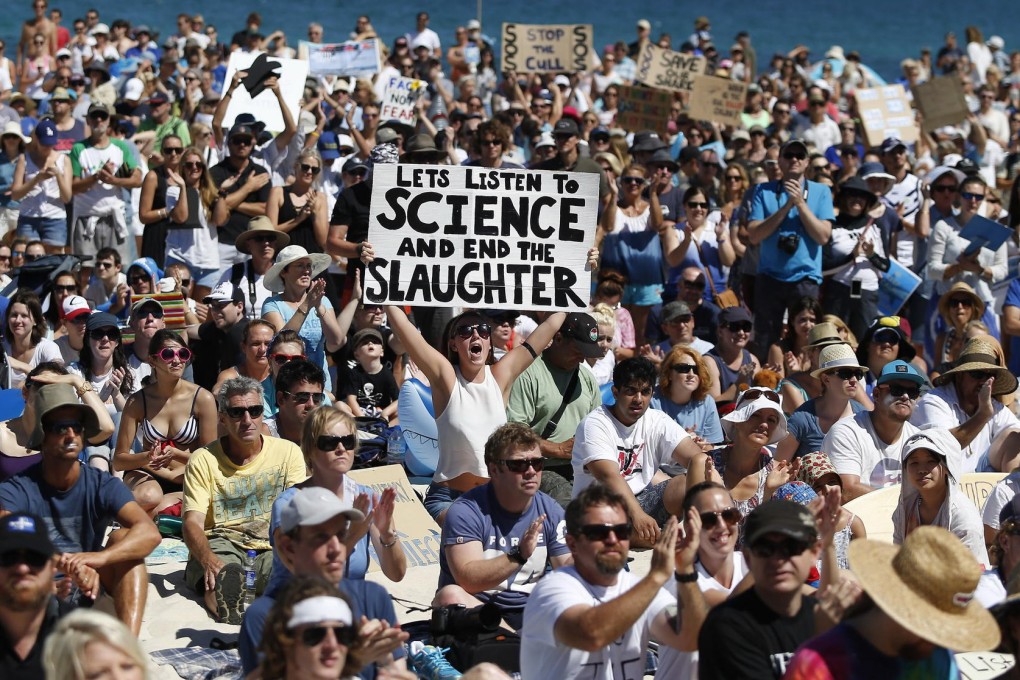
left=434, top=365, right=505, bottom=482
left=18, top=153, right=67, bottom=220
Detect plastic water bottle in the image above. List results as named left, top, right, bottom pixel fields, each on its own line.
left=387, top=427, right=406, bottom=465
left=243, top=550, right=257, bottom=610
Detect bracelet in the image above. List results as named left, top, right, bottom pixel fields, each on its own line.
left=674, top=571, right=698, bottom=583
left=521, top=341, right=537, bottom=359
left=75, top=381, right=95, bottom=397
left=380, top=535, right=399, bottom=548
left=309, top=131, right=320, bottom=139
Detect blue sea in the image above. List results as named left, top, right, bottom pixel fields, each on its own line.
left=3, top=0, right=1020, bottom=83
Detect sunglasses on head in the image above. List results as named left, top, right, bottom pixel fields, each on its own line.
left=699, top=507, right=742, bottom=529
left=299, top=624, right=358, bottom=647
left=455, top=323, right=491, bottom=339
left=496, top=457, right=544, bottom=473
left=830, top=368, right=864, bottom=381
left=0, top=548, right=50, bottom=569
left=89, top=327, right=119, bottom=341
left=575, top=523, right=632, bottom=542
left=750, top=537, right=812, bottom=560
left=299, top=163, right=321, bottom=175
left=739, top=388, right=780, bottom=405
left=886, top=383, right=920, bottom=400
left=671, top=364, right=697, bottom=374
left=42, top=419, right=84, bottom=435
left=283, top=391, right=324, bottom=405
left=153, top=347, right=192, bottom=363
left=224, top=404, right=264, bottom=419
left=724, top=321, right=753, bottom=333
left=317, top=434, right=357, bottom=451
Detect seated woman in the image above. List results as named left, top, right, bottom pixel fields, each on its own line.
left=767, top=295, right=820, bottom=379
left=934, top=282, right=984, bottom=369
left=44, top=271, right=81, bottom=339
left=820, top=313, right=858, bottom=351
left=856, top=316, right=920, bottom=400
left=591, top=269, right=636, bottom=361
left=213, top=318, right=275, bottom=395
left=707, top=306, right=760, bottom=404
left=797, top=451, right=866, bottom=570
left=114, top=329, right=217, bottom=516
left=3, top=289, right=63, bottom=388
left=651, top=345, right=723, bottom=448
left=778, top=321, right=843, bottom=414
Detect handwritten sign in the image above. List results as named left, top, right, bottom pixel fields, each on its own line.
left=222, top=52, right=307, bottom=133
left=688, top=75, right=747, bottom=126
left=501, top=23, right=592, bottom=73
left=912, top=76, right=969, bottom=133
left=301, top=39, right=380, bottom=78
left=379, top=76, right=426, bottom=125
left=956, top=653, right=1016, bottom=680
left=635, top=42, right=706, bottom=93
left=855, top=84, right=918, bottom=147
left=615, top=85, right=674, bottom=137
left=364, top=165, right=598, bottom=311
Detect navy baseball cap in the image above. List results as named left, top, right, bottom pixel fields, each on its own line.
left=35, top=119, right=58, bottom=147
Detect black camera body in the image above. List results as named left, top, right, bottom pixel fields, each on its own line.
left=777, top=232, right=801, bottom=255
left=431, top=602, right=502, bottom=638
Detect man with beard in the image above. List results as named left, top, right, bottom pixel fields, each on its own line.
left=519, top=483, right=705, bottom=679
left=823, top=360, right=925, bottom=501
left=0, top=512, right=73, bottom=679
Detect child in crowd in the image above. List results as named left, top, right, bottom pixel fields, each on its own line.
left=83, top=247, right=128, bottom=314
left=339, top=327, right=398, bottom=423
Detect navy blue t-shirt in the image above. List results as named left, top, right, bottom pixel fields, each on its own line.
left=787, top=399, right=867, bottom=459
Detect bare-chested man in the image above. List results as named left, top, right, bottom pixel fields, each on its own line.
left=18, top=0, right=56, bottom=73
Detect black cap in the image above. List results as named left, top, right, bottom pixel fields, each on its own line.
left=718, top=306, right=752, bottom=324
left=630, top=130, right=668, bottom=152
left=229, top=123, right=256, bottom=140
left=352, top=327, right=384, bottom=347
left=85, top=312, right=121, bottom=333
left=0, top=513, right=55, bottom=558
left=553, top=119, right=580, bottom=137
left=343, top=156, right=368, bottom=174
left=560, top=312, right=602, bottom=358
left=744, top=499, right=818, bottom=547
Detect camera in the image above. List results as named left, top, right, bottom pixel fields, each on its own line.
left=431, top=603, right=502, bottom=638
left=777, top=233, right=800, bottom=255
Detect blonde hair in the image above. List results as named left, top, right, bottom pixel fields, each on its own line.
left=301, top=406, right=358, bottom=467
left=590, top=302, right=616, bottom=335
left=821, top=314, right=858, bottom=351
left=44, top=610, right=150, bottom=680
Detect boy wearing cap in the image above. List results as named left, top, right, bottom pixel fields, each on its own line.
left=53, top=294, right=90, bottom=364
left=137, top=91, right=190, bottom=163
left=338, top=328, right=398, bottom=422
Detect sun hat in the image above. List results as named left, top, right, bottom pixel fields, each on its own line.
left=934, top=337, right=1018, bottom=396
left=593, top=151, right=622, bottom=176
left=806, top=322, right=843, bottom=349
left=744, top=499, right=817, bottom=547
left=772, top=480, right=817, bottom=505
left=848, top=525, right=1000, bottom=652
left=376, top=126, right=399, bottom=144
left=278, top=486, right=365, bottom=533
left=399, top=134, right=445, bottom=162
left=857, top=316, right=916, bottom=363
left=264, top=245, right=332, bottom=293
left=630, top=130, right=667, bottom=153
left=797, top=451, right=840, bottom=488
left=937, top=281, right=985, bottom=323
left=28, top=383, right=102, bottom=449
left=837, top=176, right=877, bottom=209
left=721, top=389, right=788, bottom=444
left=1, top=120, right=29, bottom=144
left=0, top=513, right=55, bottom=559
left=858, top=161, right=896, bottom=183
left=927, top=165, right=966, bottom=186
left=875, top=359, right=929, bottom=387
left=810, top=342, right=867, bottom=378
left=234, top=215, right=290, bottom=254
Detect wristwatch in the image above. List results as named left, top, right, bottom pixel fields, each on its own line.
left=508, top=546, right=527, bottom=565
left=75, top=381, right=95, bottom=397
left=675, top=571, right=698, bottom=583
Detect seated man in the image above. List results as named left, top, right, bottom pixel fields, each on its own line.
left=435, top=423, right=572, bottom=631
left=571, top=357, right=701, bottom=546
left=650, top=301, right=714, bottom=363
left=0, top=384, right=160, bottom=634
left=182, top=376, right=307, bottom=624
left=264, top=360, right=326, bottom=441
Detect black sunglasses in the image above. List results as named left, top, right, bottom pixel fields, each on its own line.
left=53, top=284, right=78, bottom=293
left=724, top=321, right=753, bottom=333
left=284, top=391, right=325, bottom=405
left=699, top=507, right=742, bottom=529
left=886, top=383, right=921, bottom=400
left=783, top=151, right=807, bottom=160
left=455, top=323, right=491, bottom=339
left=183, top=161, right=203, bottom=171
left=575, top=523, right=632, bottom=542
left=830, top=369, right=864, bottom=381
left=129, top=274, right=150, bottom=284
left=750, top=538, right=812, bottom=560
left=249, top=233, right=278, bottom=243
left=89, top=327, right=119, bottom=341
left=163, top=147, right=184, bottom=155
left=299, top=624, right=358, bottom=647
left=42, top=420, right=84, bottom=435
left=224, top=404, right=264, bottom=419
left=0, top=548, right=50, bottom=569
left=317, top=434, right=357, bottom=451
left=496, top=457, right=544, bottom=473
left=739, top=388, right=781, bottom=405
left=686, top=201, right=709, bottom=209
left=671, top=364, right=697, bottom=374
left=621, top=176, right=645, bottom=185
left=967, top=370, right=996, bottom=382
left=947, top=297, right=972, bottom=307
left=299, top=163, right=321, bottom=175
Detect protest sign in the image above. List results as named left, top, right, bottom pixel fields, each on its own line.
left=364, top=165, right=598, bottom=311
left=379, top=76, right=427, bottom=125
left=349, top=465, right=442, bottom=572
left=959, top=213, right=1013, bottom=256
left=855, top=84, right=918, bottom=147
left=956, top=653, right=1016, bottom=680
left=616, top=85, right=673, bottom=137
left=912, top=76, right=969, bottom=133
left=688, top=75, right=747, bottom=126
left=634, top=42, right=706, bottom=92
left=222, top=52, right=307, bottom=132
left=500, top=23, right=592, bottom=73
left=877, top=258, right=922, bottom=317
left=300, top=39, right=380, bottom=78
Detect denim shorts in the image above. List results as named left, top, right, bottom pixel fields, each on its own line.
left=17, top=215, right=67, bottom=247
left=622, top=283, right=663, bottom=307
left=164, top=255, right=221, bottom=289
left=423, top=483, right=465, bottom=521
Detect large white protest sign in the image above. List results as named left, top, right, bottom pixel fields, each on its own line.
left=364, top=165, right=598, bottom=311
left=222, top=52, right=307, bottom=133
left=301, top=39, right=380, bottom=78
left=500, top=23, right=592, bottom=73
left=635, top=42, right=706, bottom=92
left=379, top=76, right=426, bottom=125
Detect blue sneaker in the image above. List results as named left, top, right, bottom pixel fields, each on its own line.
left=409, top=641, right=462, bottom=679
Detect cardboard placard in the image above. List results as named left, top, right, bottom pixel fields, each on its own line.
left=364, top=164, right=598, bottom=311
left=348, top=465, right=442, bottom=573
left=956, top=653, right=1016, bottom=680
left=500, top=23, right=592, bottom=73
left=855, top=84, right=918, bottom=147
left=379, top=76, right=427, bottom=125
left=222, top=52, right=307, bottom=133
left=634, top=42, right=706, bottom=93
left=301, top=39, right=380, bottom=78
left=615, top=85, right=673, bottom=137
left=877, top=258, right=922, bottom=316
left=688, top=75, right=747, bottom=126
left=912, top=76, right=969, bottom=133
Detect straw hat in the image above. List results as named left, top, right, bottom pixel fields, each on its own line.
left=936, top=282, right=985, bottom=323
left=234, top=215, right=290, bottom=254
left=28, top=384, right=102, bottom=449
left=721, top=389, right=788, bottom=445
left=848, top=526, right=1000, bottom=652
left=806, top=322, right=843, bottom=349
left=810, top=342, right=867, bottom=378
left=934, top=337, right=1018, bottom=396
left=263, top=245, right=332, bottom=293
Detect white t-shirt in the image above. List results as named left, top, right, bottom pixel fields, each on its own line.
left=823, top=411, right=919, bottom=488
left=165, top=186, right=221, bottom=270
left=405, top=28, right=441, bottom=54
left=3, top=338, right=64, bottom=385
left=981, top=472, right=1020, bottom=530
left=572, top=406, right=688, bottom=497
left=67, top=362, right=138, bottom=405
left=520, top=566, right=673, bottom=680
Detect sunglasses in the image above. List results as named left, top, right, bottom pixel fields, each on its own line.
left=0, top=255, right=9, bottom=262
left=886, top=383, right=921, bottom=400
left=967, top=370, right=996, bottom=381
left=42, top=419, right=84, bottom=435
left=621, top=176, right=645, bottom=185
left=88, top=112, right=109, bottom=121
left=455, top=323, right=491, bottom=339
left=671, top=364, right=697, bottom=374
left=180, top=279, right=191, bottom=287
left=129, top=275, right=150, bottom=284
left=299, top=624, right=358, bottom=647
left=230, top=137, right=254, bottom=146
left=272, top=353, right=306, bottom=365
left=153, top=347, right=192, bottom=363
left=683, top=279, right=706, bottom=290
left=872, top=328, right=901, bottom=345
left=135, top=306, right=164, bottom=318
left=284, top=391, right=325, bottom=405
left=89, top=328, right=119, bottom=341
left=830, top=368, right=864, bottom=381
left=575, top=523, right=632, bottom=542
left=496, top=457, right=544, bottom=473
left=960, top=191, right=985, bottom=201
left=96, top=261, right=115, bottom=269
left=163, top=147, right=184, bottom=155
left=317, top=434, right=357, bottom=451
left=53, top=284, right=78, bottom=293
left=725, top=175, right=743, bottom=181
left=699, top=507, right=742, bottom=529
left=183, top=161, right=203, bottom=171
left=25, top=253, right=41, bottom=262
left=750, top=538, right=812, bottom=560
left=932, top=185, right=957, bottom=193
left=724, top=321, right=752, bottom=333
left=0, top=548, right=50, bottom=569
left=299, top=163, right=321, bottom=175
left=249, top=233, right=277, bottom=244
left=686, top=201, right=709, bottom=209
left=783, top=151, right=807, bottom=160
left=738, top=388, right=781, bottom=405
left=480, top=139, right=501, bottom=146
left=224, top=404, right=264, bottom=419
left=948, top=297, right=972, bottom=307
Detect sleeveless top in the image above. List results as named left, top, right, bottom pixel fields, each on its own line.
left=138, top=388, right=201, bottom=449
left=141, top=166, right=171, bottom=267
left=53, top=119, right=86, bottom=154
left=833, top=512, right=856, bottom=570
left=709, top=446, right=774, bottom=544
left=710, top=349, right=754, bottom=395
left=0, top=451, right=40, bottom=482
left=434, top=365, right=506, bottom=482
left=19, top=153, right=67, bottom=219
left=280, top=185, right=319, bottom=254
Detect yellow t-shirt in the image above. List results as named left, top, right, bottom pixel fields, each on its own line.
left=183, top=435, right=308, bottom=550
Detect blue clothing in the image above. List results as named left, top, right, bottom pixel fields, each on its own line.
left=709, top=349, right=755, bottom=396
left=1005, top=279, right=1020, bottom=376
left=263, top=295, right=334, bottom=393
left=601, top=230, right=664, bottom=287
left=650, top=393, right=724, bottom=445
left=0, top=150, right=20, bottom=209
left=239, top=578, right=405, bottom=679
left=787, top=399, right=867, bottom=459
left=0, top=463, right=135, bottom=554
left=748, top=180, right=835, bottom=284
left=439, top=485, right=568, bottom=612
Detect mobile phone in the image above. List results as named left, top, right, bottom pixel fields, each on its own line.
left=850, top=280, right=862, bottom=299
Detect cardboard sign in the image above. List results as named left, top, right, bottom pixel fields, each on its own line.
left=301, top=39, right=380, bottom=78
left=855, top=84, right=918, bottom=147
left=349, top=464, right=442, bottom=572
left=615, top=85, right=673, bottom=137
left=959, top=213, right=1014, bottom=256
left=688, top=75, right=747, bottom=126
left=379, top=76, right=426, bottom=125
left=222, top=52, right=307, bottom=133
left=877, top=258, right=922, bottom=316
left=956, top=653, right=1016, bottom=680
left=500, top=23, right=592, bottom=73
left=912, top=76, right=969, bottom=133
left=364, top=164, right=599, bottom=311
left=634, top=42, right=706, bottom=93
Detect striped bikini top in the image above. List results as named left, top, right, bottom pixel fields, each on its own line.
left=139, top=388, right=201, bottom=449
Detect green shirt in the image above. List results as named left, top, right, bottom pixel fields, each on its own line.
left=138, top=115, right=191, bottom=149
left=507, top=356, right=601, bottom=446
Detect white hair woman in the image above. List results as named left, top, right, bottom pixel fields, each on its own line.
left=44, top=609, right=151, bottom=680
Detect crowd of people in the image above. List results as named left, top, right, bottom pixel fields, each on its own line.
left=2, top=4, right=1020, bottom=680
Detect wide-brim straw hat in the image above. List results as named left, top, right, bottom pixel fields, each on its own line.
left=806, top=322, right=843, bottom=349
left=848, top=526, right=1000, bottom=652
left=28, top=384, right=102, bottom=449
left=937, top=281, right=985, bottom=323
left=263, top=245, right=332, bottom=293
left=933, top=337, right=1018, bottom=396
left=234, top=215, right=290, bottom=254
left=810, top=342, right=868, bottom=378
